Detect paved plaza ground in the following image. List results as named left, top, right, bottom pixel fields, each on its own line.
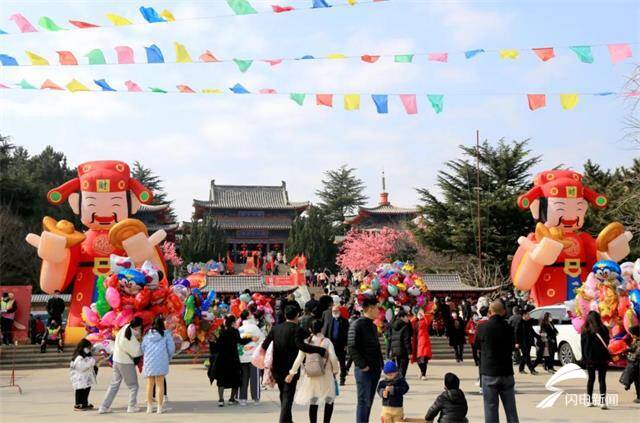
left=0, top=360, right=637, bottom=422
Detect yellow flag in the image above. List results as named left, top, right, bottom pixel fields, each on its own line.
left=175, top=42, right=192, bottom=63
left=106, top=13, right=132, bottom=26
left=560, top=94, right=579, bottom=110
left=25, top=51, right=49, bottom=66
left=161, top=9, right=176, bottom=22
left=66, top=79, right=90, bottom=92
left=348, top=0, right=357, bottom=4
left=344, top=94, right=360, bottom=111
left=327, top=54, right=346, bottom=59
left=499, top=49, right=519, bottom=59
left=201, top=89, right=223, bottom=94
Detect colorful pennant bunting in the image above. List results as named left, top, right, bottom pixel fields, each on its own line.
left=313, top=0, right=332, bottom=8
left=38, top=17, right=65, bottom=31
left=69, top=20, right=99, bottom=29
left=233, top=59, right=253, bottom=72
left=499, top=49, right=519, bottom=60
left=260, top=88, right=277, bottom=94
left=0, top=54, right=18, bottom=66
left=200, top=51, right=219, bottom=62
left=569, top=46, right=594, bottom=63
left=57, top=51, right=78, bottom=65
left=175, top=42, right=192, bottom=63
left=264, top=59, right=283, bottom=66
left=17, top=80, right=36, bottom=89
left=41, top=79, right=63, bottom=90
left=226, top=0, right=257, bottom=15
left=67, top=79, right=90, bottom=92
left=106, top=13, right=132, bottom=26
left=94, top=79, right=116, bottom=91
left=316, top=94, right=333, bottom=107
left=394, top=54, right=413, bottom=63
left=10, top=14, right=37, bottom=33
left=145, top=45, right=164, bottom=63
left=465, top=49, right=484, bottom=59
left=560, top=93, right=579, bottom=110
left=115, top=46, right=134, bottom=64
left=532, top=48, right=555, bottom=62
left=327, top=54, right=347, bottom=59
left=177, top=85, right=196, bottom=93
left=125, top=80, right=142, bottom=92
left=527, top=94, right=546, bottom=111
left=399, top=94, right=417, bottom=114
left=372, top=94, right=388, bottom=113
left=427, top=94, right=444, bottom=113
left=608, top=43, right=632, bottom=64
left=25, top=51, right=49, bottom=66
left=86, top=49, right=106, bottom=65
left=272, top=5, right=295, bottom=13
left=361, top=55, right=380, bottom=63
left=149, top=87, right=168, bottom=93
left=230, top=83, right=250, bottom=94
left=161, top=10, right=175, bottom=21
left=290, top=93, right=306, bottom=105
left=344, top=94, right=360, bottom=110
left=428, top=53, right=448, bottom=63
left=139, top=6, right=166, bottom=23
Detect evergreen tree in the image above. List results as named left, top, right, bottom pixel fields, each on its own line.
left=131, top=161, right=177, bottom=222
left=286, top=206, right=338, bottom=271
left=316, top=165, right=368, bottom=228
left=179, top=217, right=227, bottom=264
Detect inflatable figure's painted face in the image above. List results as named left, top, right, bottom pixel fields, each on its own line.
left=81, top=191, right=129, bottom=230
left=541, top=197, right=588, bottom=232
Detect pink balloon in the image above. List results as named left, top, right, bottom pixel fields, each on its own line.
left=571, top=316, right=584, bottom=333
left=106, top=286, right=121, bottom=309
left=82, top=306, right=98, bottom=325
left=115, top=308, right=134, bottom=327
left=187, top=323, right=196, bottom=341
left=101, top=310, right=116, bottom=326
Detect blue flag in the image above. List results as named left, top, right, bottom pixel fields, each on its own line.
left=94, top=79, right=116, bottom=91
left=145, top=45, right=165, bottom=63
left=139, top=6, right=166, bottom=23
left=0, top=54, right=18, bottom=66
left=0, top=28, right=7, bottom=35
left=465, top=49, right=485, bottom=59
left=313, top=0, right=331, bottom=8
left=298, top=55, right=315, bottom=60
left=230, top=83, right=250, bottom=94
left=372, top=95, right=388, bottom=114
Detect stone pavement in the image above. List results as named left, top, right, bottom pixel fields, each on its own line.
left=1, top=360, right=637, bottom=422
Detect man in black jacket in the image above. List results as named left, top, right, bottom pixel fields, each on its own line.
left=515, top=307, right=540, bottom=375
left=262, top=305, right=327, bottom=423
left=474, top=301, right=519, bottom=423
left=46, top=290, right=65, bottom=326
left=322, top=305, right=349, bottom=385
left=389, top=310, right=412, bottom=377
left=348, top=295, right=383, bottom=423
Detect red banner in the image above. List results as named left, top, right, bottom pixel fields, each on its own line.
left=0, top=285, right=32, bottom=344
left=264, top=275, right=306, bottom=286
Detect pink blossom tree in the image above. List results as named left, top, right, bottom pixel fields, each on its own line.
left=161, top=241, right=183, bottom=267
left=337, top=227, right=410, bottom=272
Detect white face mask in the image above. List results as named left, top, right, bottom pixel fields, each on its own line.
left=83, top=348, right=91, bottom=354
left=332, top=312, right=340, bottom=318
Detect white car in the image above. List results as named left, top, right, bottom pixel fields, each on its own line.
left=529, top=305, right=581, bottom=365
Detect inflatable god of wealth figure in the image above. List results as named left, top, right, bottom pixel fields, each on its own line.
left=25, top=160, right=167, bottom=344
left=510, top=170, right=632, bottom=307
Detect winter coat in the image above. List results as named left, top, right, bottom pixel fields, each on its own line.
left=69, top=355, right=97, bottom=390
left=465, top=319, right=476, bottom=346
left=377, top=375, right=409, bottom=407
left=581, top=327, right=610, bottom=367
left=113, top=324, right=142, bottom=365
left=238, top=318, right=266, bottom=364
left=424, top=389, right=469, bottom=423
left=390, top=319, right=412, bottom=358
left=447, top=317, right=466, bottom=347
left=347, top=317, right=383, bottom=372
left=515, top=319, right=539, bottom=349
left=411, top=317, right=432, bottom=361
left=209, top=327, right=250, bottom=388
left=141, top=329, right=175, bottom=377
left=290, top=335, right=340, bottom=405
left=474, top=315, right=515, bottom=377
left=539, top=321, right=558, bottom=357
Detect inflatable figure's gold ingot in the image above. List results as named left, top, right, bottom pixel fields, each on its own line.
left=596, top=222, right=625, bottom=252
left=42, top=216, right=86, bottom=247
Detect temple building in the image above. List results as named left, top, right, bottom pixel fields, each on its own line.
left=137, top=203, right=179, bottom=242
left=193, top=180, right=309, bottom=258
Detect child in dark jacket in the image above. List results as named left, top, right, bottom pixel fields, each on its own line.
left=377, top=360, right=410, bottom=423
left=425, top=373, right=468, bottom=423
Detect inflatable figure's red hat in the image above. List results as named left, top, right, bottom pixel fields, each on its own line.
left=517, top=169, right=607, bottom=210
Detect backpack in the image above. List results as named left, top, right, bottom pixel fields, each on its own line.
left=303, top=337, right=327, bottom=377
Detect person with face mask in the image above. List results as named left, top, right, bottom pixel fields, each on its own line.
left=70, top=338, right=101, bottom=410
left=411, top=309, right=433, bottom=380
left=447, top=310, right=466, bottom=363
left=322, top=305, right=350, bottom=385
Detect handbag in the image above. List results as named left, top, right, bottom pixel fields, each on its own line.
left=303, top=337, right=327, bottom=378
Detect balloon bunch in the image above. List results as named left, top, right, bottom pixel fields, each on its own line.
left=183, top=260, right=224, bottom=289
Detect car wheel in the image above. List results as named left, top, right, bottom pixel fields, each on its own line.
left=558, top=342, right=575, bottom=365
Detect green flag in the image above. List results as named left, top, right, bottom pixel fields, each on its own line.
left=149, top=87, right=168, bottom=93
left=226, top=0, right=257, bottom=15
left=290, top=93, right=306, bottom=106
left=394, top=54, right=414, bottom=63
left=86, top=49, right=106, bottom=65
left=38, top=16, right=64, bottom=31
left=569, top=46, right=594, bottom=64
left=17, top=80, right=36, bottom=89
left=233, top=59, right=253, bottom=73
left=427, top=94, right=444, bottom=113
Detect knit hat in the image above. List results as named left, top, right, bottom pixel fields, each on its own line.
left=444, top=373, right=460, bottom=390
left=383, top=360, right=398, bottom=374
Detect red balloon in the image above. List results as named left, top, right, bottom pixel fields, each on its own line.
left=134, top=288, right=151, bottom=310
left=134, top=310, right=154, bottom=326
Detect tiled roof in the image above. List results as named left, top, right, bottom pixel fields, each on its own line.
left=204, top=275, right=298, bottom=293
left=213, top=216, right=293, bottom=230
left=194, top=180, right=309, bottom=210
left=423, top=274, right=499, bottom=292
left=31, top=294, right=71, bottom=304
left=138, top=203, right=170, bottom=213
left=362, top=204, right=419, bottom=214
left=147, top=223, right=180, bottom=232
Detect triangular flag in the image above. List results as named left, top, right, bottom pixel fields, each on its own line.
left=348, top=0, right=357, bottom=4
left=161, top=10, right=176, bottom=21
left=313, top=0, right=331, bottom=8
left=115, top=46, right=134, bottom=64
left=57, top=51, right=78, bottom=65
left=230, top=83, right=250, bottom=93
left=394, top=54, right=413, bottom=63
left=17, top=80, right=36, bottom=89
left=499, top=49, right=519, bottom=59
left=298, top=55, right=315, bottom=60
left=263, top=59, right=283, bottom=66
left=272, top=5, right=294, bottom=13
left=316, top=94, right=333, bottom=107
left=344, top=94, right=360, bottom=111
left=594, top=92, right=615, bottom=96
left=427, top=94, right=444, bottom=113
left=569, top=46, right=594, bottom=63
left=560, top=94, right=579, bottom=110
left=202, top=89, right=223, bottom=94
left=200, top=51, right=219, bottom=62
left=175, top=42, right=192, bottom=63
left=233, top=59, right=253, bottom=72
left=290, top=93, right=306, bottom=105
left=372, top=94, right=388, bottom=113
left=86, top=49, right=106, bottom=65
left=399, top=94, right=418, bottom=114
left=361, top=55, right=380, bottom=63
left=0, top=29, right=6, bottom=35
left=259, top=88, right=277, bottom=94
left=327, top=54, right=346, bottom=59
left=139, top=6, right=166, bottom=23
left=25, top=51, right=49, bottom=66
left=0, top=54, right=18, bottom=66
left=428, top=52, right=448, bottom=63
left=527, top=94, right=546, bottom=111
left=67, top=79, right=90, bottom=92
left=0, top=83, right=8, bottom=88
left=177, top=85, right=196, bottom=93
left=41, top=79, right=63, bottom=90
left=69, top=20, right=99, bottom=29
left=226, top=0, right=257, bottom=15
left=94, top=79, right=116, bottom=91
left=608, top=43, right=632, bottom=64
left=106, top=13, right=132, bottom=26
left=145, top=45, right=164, bottom=63
left=465, top=49, right=484, bottom=59
left=125, top=80, right=143, bottom=92
left=532, top=48, right=555, bottom=62
left=149, top=87, right=168, bottom=93
left=38, top=17, right=65, bottom=31
left=10, top=14, right=37, bottom=33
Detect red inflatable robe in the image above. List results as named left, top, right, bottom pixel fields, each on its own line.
left=411, top=316, right=433, bottom=361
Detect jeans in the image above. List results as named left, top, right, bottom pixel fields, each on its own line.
left=101, top=362, right=139, bottom=410
left=481, top=375, right=519, bottom=423
left=586, top=365, right=607, bottom=404
left=276, top=374, right=298, bottom=423
left=240, top=362, right=261, bottom=401
left=354, top=367, right=380, bottom=423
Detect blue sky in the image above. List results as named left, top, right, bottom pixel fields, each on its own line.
left=1, top=0, right=639, bottom=221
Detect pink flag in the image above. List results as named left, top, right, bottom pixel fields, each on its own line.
left=428, top=52, right=448, bottom=63
left=259, top=88, right=277, bottom=94
left=361, top=55, right=380, bottom=63
left=177, top=85, right=195, bottom=93
left=10, top=13, right=37, bottom=32
left=316, top=94, right=333, bottom=107
left=532, top=47, right=555, bottom=62
left=125, top=80, right=142, bottom=92
left=69, top=20, right=99, bottom=29
left=263, top=59, right=283, bottom=66
left=0, top=83, right=9, bottom=89
left=527, top=94, right=546, bottom=111
left=199, top=50, right=219, bottom=62
left=115, top=46, right=134, bottom=64
left=272, top=5, right=294, bottom=13
left=399, top=94, right=418, bottom=114
left=608, top=43, right=632, bottom=64
left=57, top=51, right=78, bottom=65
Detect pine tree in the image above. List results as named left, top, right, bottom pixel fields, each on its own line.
left=286, top=206, right=338, bottom=271
left=315, top=165, right=368, bottom=228
left=131, top=161, right=177, bottom=223
left=179, top=217, right=227, bottom=264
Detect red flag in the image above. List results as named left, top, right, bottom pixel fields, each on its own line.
left=41, top=79, right=63, bottom=90
left=527, top=94, right=546, bottom=111
left=532, top=47, right=555, bottom=62
left=199, top=50, right=219, bottom=62
left=226, top=253, right=235, bottom=274
left=69, top=20, right=100, bottom=29
left=316, top=94, right=333, bottom=107
left=290, top=255, right=299, bottom=268
left=272, top=5, right=294, bottom=13
left=57, top=51, right=78, bottom=65
left=361, top=55, right=380, bottom=63
left=177, top=85, right=196, bottom=93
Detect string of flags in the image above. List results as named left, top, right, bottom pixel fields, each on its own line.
left=1, top=42, right=634, bottom=69
left=3, top=78, right=635, bottom=114
left=1, top=2, right=384, bottom=36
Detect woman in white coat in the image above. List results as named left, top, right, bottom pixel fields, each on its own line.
left=285, top=320, right=339, bottom=423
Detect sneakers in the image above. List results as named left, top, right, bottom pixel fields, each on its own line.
left=530, top=370, right=539, bottom=375
left=218, top=401, right=225, bottom=407
left=127, top=406, right=140, bottom=413
left=157, top=405, right=165, bottom=414
left=633, top=398, right=640, bottom=403
left=600, top=403, right=608, bottom=410
left=254, top=400, right=260, bottom=406
left=163, top=395, right=169, bottom=404
left=239, top=399, right=247, bottom=406
left=518, top=370, right=527, bottom=374
left=98, top=407, right=111, bottom=414
left=420, top=376, right=427, bottom=381
left=146, top=405, right=154, bottom=414
left=475, top=380, right=480, bottom=386
left=228, top=399, right=239, bottom=406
